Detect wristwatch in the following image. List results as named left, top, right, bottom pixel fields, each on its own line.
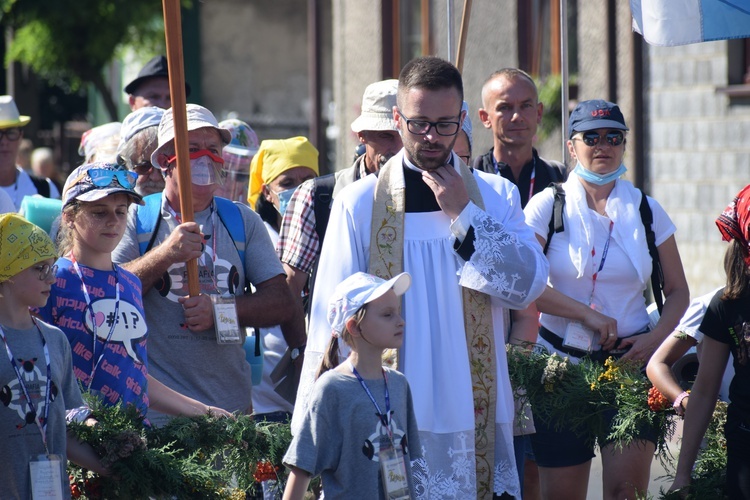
left=290, top=344, right=306, bottom=361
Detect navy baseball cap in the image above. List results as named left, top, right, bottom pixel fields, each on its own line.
left=568, top=99, right=628, bottom=138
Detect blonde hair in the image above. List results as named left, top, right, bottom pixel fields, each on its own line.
left=315, top=306, right=367, bottom=379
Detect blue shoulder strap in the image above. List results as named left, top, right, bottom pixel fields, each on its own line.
left=135, top=193, right=163, bottom=255
left=214, top=197, right=246, bottom=263
left=135, top=193, right=245, bottom=263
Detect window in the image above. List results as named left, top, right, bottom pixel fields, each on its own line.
left=382, top=0, right=431, bottom=79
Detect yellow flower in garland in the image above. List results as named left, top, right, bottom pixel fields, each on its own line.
left=597, top=357, right=620, bottom=383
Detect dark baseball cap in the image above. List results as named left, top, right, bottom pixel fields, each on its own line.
left=568, top=99, right=628, bottom=138
left=124, top=55, right=191, bottom=97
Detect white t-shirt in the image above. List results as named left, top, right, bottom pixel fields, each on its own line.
left=524, top=179, right=675, bottom=346
left=0, top=167, right=60, bottom=211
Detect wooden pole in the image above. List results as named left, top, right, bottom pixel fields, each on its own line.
left=162, top=0, right=200, bottom=297
left=455, top=0, right=472, bottom=72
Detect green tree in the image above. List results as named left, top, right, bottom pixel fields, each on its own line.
left=0, top=0, right=176, bottom=121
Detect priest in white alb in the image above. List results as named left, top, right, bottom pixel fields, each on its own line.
left=292, top=56, right=549, bottom=500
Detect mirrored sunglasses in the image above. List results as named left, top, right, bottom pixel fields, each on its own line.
left=88, top=168, right=138, bottom=189
left=579, top=130, right=625, bottom=147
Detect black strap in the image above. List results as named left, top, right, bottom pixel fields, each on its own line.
left=639, top=192, right=665, bottom=314
left=543, top=183, right=566, bottom=255
left=543, top=184, right=664, bottom=313
left=28, top=174, right=50, bottom=198
left=312, top=174, right=336, bottom=247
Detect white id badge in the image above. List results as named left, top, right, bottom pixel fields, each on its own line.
left=29, top=454, right=63, bottom=500
left=211, top=294, right=242, bottom=344
left=563, top=322, right=595, bottom=352
left=379, top=445, right=411, bottom=500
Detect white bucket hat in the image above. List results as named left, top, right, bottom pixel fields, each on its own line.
left=327, top=272, right=411, bottom=337
left=350, top=79, right=399, bottom=133
left=0, top=95, right=30, bottom=129
left=150, top=104, right=232, bottom=168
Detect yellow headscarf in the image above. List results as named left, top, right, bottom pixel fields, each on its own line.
left=247, top=136, right=319, bottom=208
left=0, top=214, right=57, bottom=282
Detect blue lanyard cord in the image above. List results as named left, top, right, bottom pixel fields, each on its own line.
left=70, top=256, right=121, bottom=390
left=348, top=360, right=393, bottom=439
left=588, top=219, right=614, bottom=305
left=0, top=319, right=52, bottom=453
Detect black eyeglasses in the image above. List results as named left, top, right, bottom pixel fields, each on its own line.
left=576, top=130, right=625, bottom=147
left=0, top=128, right=21, bottom=141
left=398, top=111, right=461, bottom=136
left=36, top=263, right=58, bottom=281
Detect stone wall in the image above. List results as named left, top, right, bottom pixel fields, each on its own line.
left=646, top=40, right=750, bottom=295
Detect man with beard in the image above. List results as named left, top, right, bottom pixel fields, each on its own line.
left=277, top=79, right=402, bottom=300
left=116, top=106, right=167, bottom=196
left=293, top=57, right=548, bottom=499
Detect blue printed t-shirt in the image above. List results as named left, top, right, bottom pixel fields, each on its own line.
left=35, top=257, right=149, bottom=414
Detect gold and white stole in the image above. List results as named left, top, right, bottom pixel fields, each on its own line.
left=368, top=158, right=497, bottom=498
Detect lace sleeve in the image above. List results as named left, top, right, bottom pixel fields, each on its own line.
left=457, top=203, right=547, bottom=309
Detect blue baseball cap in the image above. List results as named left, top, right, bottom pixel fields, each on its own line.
left=568, top=99, right=628, bottom=138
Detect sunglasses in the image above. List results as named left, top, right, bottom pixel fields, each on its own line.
left=0, top=128, right=21, bottom=141
left=132, top=160, right=156, bottom=176
left=577, top=130, right=625, bottom=147
left=87, top=168, right=138, bottom=189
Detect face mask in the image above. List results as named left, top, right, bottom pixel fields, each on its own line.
left=274, top=187, right=296, bottom=216
left=573, top=161, right=627, bottom=186
left=190, top=151, right=225, bottom=186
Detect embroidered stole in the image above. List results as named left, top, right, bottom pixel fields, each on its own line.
left=368, top=159, right=497, bottom=498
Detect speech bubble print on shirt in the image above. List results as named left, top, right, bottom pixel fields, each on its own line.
left=83, top=299, right=147, bottom=364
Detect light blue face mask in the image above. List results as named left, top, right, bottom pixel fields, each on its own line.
left=274, top=187, right=296, bottom=216
left=573, top=162, right=627, bottom=186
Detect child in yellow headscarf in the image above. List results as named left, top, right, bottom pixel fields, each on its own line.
left=0, top=214, right=106, bottom=498
left=248, top=136, right=319, bottom=236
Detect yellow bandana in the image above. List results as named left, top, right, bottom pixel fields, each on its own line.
left=247, top=136, right=319, bottom=208
left=0, top=214, right=56, bottom=282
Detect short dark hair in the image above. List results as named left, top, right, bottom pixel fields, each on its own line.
left=481, top=68, right=538, bottom=107
left=397, top=56, right=463, bottom=109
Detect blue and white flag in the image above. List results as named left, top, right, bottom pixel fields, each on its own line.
left=631, top=0, right=750, bottom=46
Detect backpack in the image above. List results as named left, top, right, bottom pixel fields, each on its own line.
left=312, top=174, right=336, bottom=247
left=135, top=193, right=246, bottom=263
left=543, top=183, right=665, bottom=314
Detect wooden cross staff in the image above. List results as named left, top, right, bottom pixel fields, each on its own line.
left=455, top=0, right=473, bottom=72
left=162, top=0, right=200, bottom=297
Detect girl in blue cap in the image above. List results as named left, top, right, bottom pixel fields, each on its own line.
left=283, top=272, right=421, bottom=500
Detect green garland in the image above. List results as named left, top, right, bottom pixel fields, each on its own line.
left=506, top=345, right=676, bottom=456
left=68, top=394, right=293, bottom=499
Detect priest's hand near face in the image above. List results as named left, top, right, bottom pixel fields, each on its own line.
left=422, top=164, right=469, bottom=220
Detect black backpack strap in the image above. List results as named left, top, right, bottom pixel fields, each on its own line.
left=28, top=174, right=51, bottom=198
left=639, top=190, right=665, bottom=314
left=544, top=183, right=566, bottom=255
left=312, top=174, right=336, bottom=247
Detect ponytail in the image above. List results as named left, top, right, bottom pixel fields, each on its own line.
left=722, top=239, right=750, bottom=300
left=316, top=336, right=341, bottom=379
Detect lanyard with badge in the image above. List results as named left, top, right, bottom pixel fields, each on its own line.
left=563, top=219, right=615, bottom=353
left=349, top=361, right=411, bottom=500
left=0, top=321, right=63, bottom=499
left=493, top=155, right=536, bottom=202
left=166, top=203, right=242, bottom=344
left=71, top=255, right=121, bottom=388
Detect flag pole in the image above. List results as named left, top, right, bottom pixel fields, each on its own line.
left=560, top=0, right=570, bottom=165
left=162, top=0, right=200, bottom=297
left=455, top=0, right=473, bottom=72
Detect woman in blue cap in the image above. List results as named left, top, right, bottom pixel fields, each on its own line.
left=523, top=100, right=690, bottom=499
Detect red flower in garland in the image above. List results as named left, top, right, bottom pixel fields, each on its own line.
left=253, top=460, right=281, bottom=482
left=647, top=386, right=670, bottom=412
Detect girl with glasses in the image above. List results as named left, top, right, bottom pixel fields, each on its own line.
left=0, top=214, right=107, bottom=498
left=522, top=100, right=690, bottom=499
left=35, top=162, right=231, bottom=421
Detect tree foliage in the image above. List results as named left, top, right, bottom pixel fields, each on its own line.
left=0, top=0, right=185, bottom=120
